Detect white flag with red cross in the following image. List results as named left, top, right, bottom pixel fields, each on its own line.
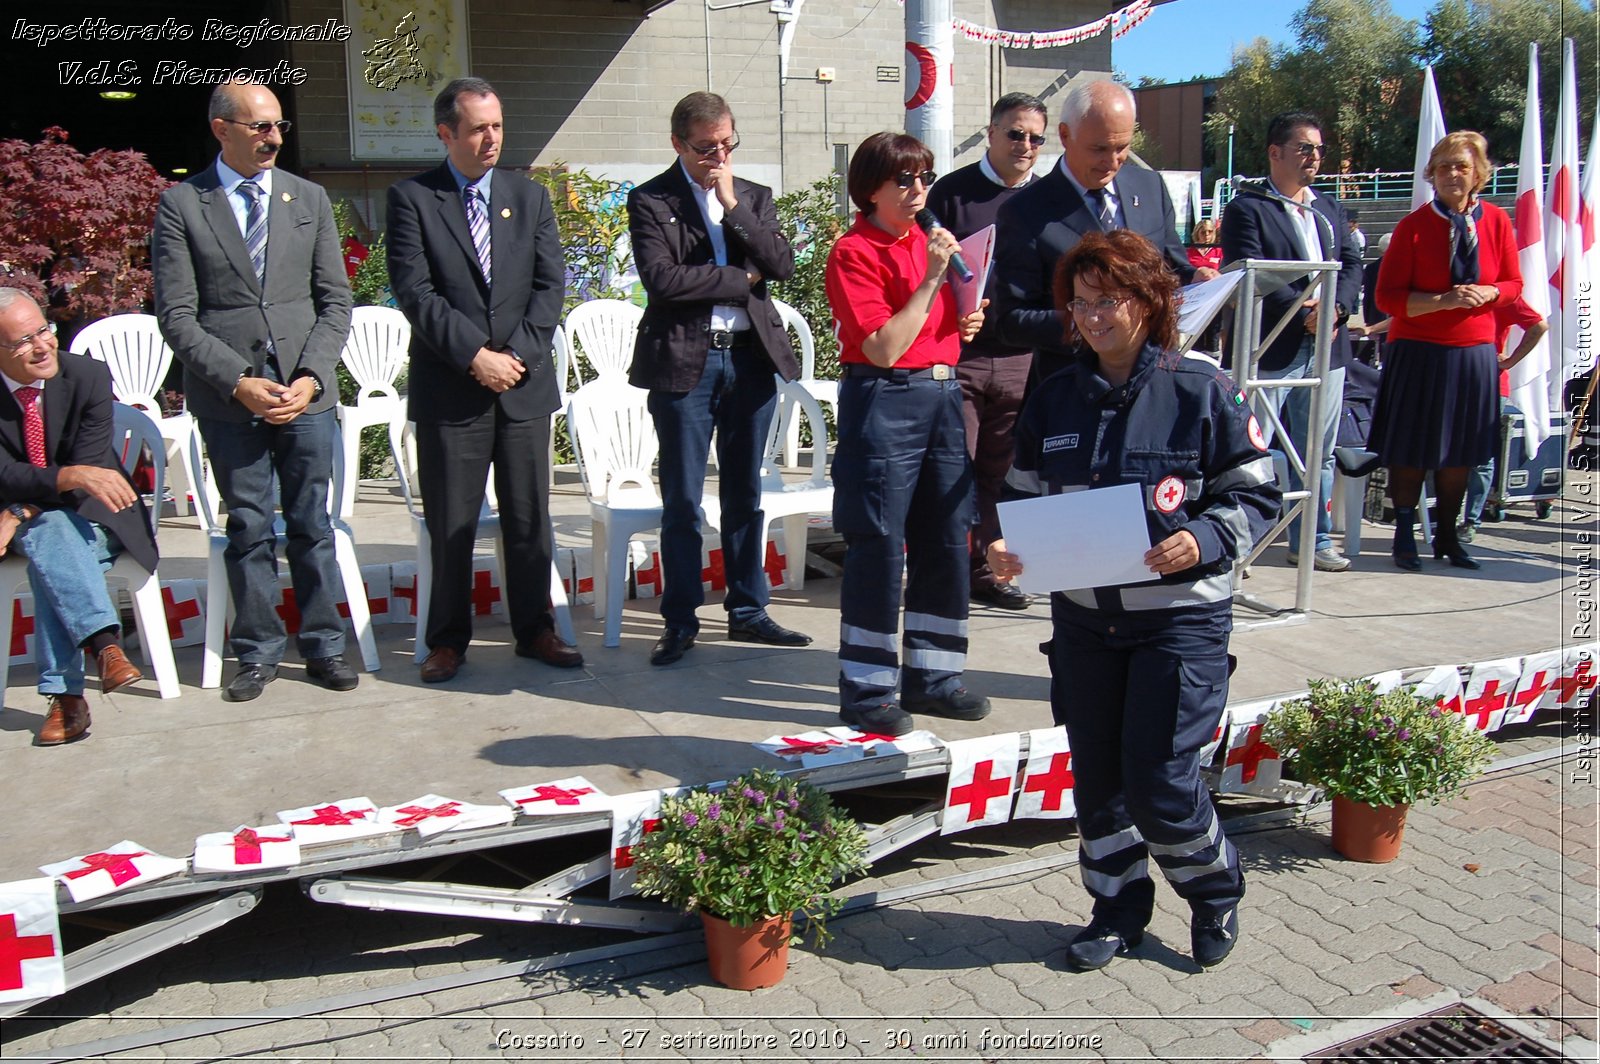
left=160, top=579, right=207, bottom=647
left=1551, top=643, right=1599, bottom=709
left=499, top=776, right=611, bottom=817
left=0, top=878, right=64, bottom=1004
left=1215, top=699, right=1284, bottom=796
left=1508, top=43, right=1555, bottom=455
left=469, top=556, right=505, bottom=617
left=1013, top=727, right=1076, bottom=821
left=276, top=797, right=393, bottom=846
left=379, top=794, right=514, bottom=838
left=1545, top=39, right=1585, bottom=408
left=1506, top=649, right=1562, bottom=726
left=1366, top=670, right=1404, bottom=695
left=825, top=726, right=943, bottom=757
left=609, top=790, right=668, bottom=899
left=754, top=731, right=863, bottom=768
left=629, top=544, right=661, bottom=601
left=1458, top=657, right=1523, bottom=733
left=1198, top=706, right=1231, bottom=770
left=338, top=564, right=391, bottom=627
left=941, top=734, right=1021, bottom=835
left=388, top=561, right=419, bottom=623
left=192, top=825, right=301, bottom=873
left=1412, top=664, right=1466, bottom=719
left=9, top=595, right=37, bottom=666
left=40, top=841, right=187, bottom=903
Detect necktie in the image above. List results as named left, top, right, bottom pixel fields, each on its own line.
left=15, top=386, right=45, bottom=467
left=1087, top=187, right=1117, bottom=230
left=240, top=178, right=267, bottom=286
left=465, top=186, right=493, bottom=286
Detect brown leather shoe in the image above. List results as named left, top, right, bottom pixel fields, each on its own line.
left=515, top=629, right=584, bottom=669
left=420, top=646, right=464, bottom=683
left=37, top=694, right=90, bottom=746
left=96, top=644, right=142, bottom=694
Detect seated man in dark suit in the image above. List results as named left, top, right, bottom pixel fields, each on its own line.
left=993, top=79, right=1216, bottom=386
left=0, top=289, right=152, bottom=745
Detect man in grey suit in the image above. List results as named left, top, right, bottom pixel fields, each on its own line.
left=994, top=80, right=1218, bottom=385
left=153, top=79, right=357, bottom=702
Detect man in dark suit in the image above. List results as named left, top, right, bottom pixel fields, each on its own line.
left=628, top=92, right=807, bottom=666
left=154, top=79, right=357, bottom=702
left=387, top=77, right=582, bottom=683
left=0, top=289, right=152, bottom=744
left=1220, top=111, right=1363, bottom=573
left=994, top=79, right=1217, bottom=384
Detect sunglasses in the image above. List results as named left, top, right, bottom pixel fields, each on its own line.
left=1291, top=142, right=1326, bottom=158
left=894, top=170, right=937, bottom=189
left=1005, top=128, right=1047, bottom=147
left=224, top=119, right=293, bottom=136
left=686, top=134, right=740, bottom=157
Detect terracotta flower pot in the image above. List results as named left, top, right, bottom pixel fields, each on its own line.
left=1330, top=795, right=1410, bottom=863
left=700, top=911, right=791, bottom=990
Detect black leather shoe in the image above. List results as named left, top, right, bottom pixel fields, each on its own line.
left=839, top=701, right=913, bottom=737
left=1065, top=922, right=1143, bottom=971
left=727, top=614, right=812, bottom=647
left=227, top=663, right=278, bottom=702
left=650, top=627, right=696, bottom=666
left=306, top=655, right=358, bottom=692
left=971, top=582, right=1030, bottom=610
left=1433, top=537, right=1481, bottom=570
left=1191, top=907, right=1239, bottom=968
left=902, top=687, right=991, bottom=721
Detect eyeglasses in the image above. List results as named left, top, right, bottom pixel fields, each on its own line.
left=1005, top=128, right=1047, bottom=147
left=686, top=134, right=739, bottom=157
left=1291, top=142, right=1326, bottom=158
left=1, top=322, right=55, bottom=354
left=894, top=170, right=937, bottom=189
left=1065, top=297, right=1130, bottom=316
left=224, top=119, right=293, bottom=136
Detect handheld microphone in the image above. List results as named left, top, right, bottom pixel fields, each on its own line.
left=914, top=208, right=974, bottom=282
left=1231, top=176, right=1334, bottom=252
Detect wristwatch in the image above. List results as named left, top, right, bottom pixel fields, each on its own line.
left=8, top=504, right=32, bottom=523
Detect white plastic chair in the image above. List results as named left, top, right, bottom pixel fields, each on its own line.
left=564, top=299, right=642, bottom=385
left=392, top=423, right=576, bottom=663
left=0, top=404, right=180, bottom=701
left=70, top=314, right=200, bottom=518
left=334, top=306, right=411, bottom=519
left=772, top=299, right=838, bottom=468
left=188, top=425, right=381, bottom=689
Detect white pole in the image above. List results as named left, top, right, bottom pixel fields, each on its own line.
left=905, top=0, right=953, bottom=174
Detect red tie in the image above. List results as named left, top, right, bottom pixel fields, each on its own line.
left=15, top=386, right=45, bottom=467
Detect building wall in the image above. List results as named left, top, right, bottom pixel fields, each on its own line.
left=1131, top=79, right=1214, bottom=175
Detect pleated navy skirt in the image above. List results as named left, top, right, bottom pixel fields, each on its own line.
left=1368, top=338, right=1499, bottom=469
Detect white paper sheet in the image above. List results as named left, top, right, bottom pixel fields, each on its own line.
left=997, top=484, right=1153, bottom=594
left=949, top=224, right=995, bottom=318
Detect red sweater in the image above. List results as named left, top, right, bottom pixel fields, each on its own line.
left=1375, top=201, right=1523, bottom=347
left=826, top=213, right=959, bottom=369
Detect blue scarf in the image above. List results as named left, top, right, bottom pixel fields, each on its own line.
left=1430, top=197, right=1483, bottom=286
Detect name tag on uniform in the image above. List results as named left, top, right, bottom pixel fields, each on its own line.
left=1042, top=434, right=1079, bottom=453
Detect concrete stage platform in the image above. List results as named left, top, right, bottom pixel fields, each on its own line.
left=1, top=469, right=1592, bottom=884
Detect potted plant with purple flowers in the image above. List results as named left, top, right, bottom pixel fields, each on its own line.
left=1263, top=677, right=1495, bottom=862
left=631, top=767, right=869, bottom=989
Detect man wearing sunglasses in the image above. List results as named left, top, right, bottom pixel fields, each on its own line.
left=925, top=93, right=1047, bottom=613
left=994, top=80, right=1209, bottom=387
left=1220, top=111, right=1363, bottom=574
left=154, top=78, right=356, bottom=702
left=627, top=92, right=807, bottom=667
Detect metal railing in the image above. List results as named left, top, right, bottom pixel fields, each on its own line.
left=1211, top=164, right=1542, bottom=212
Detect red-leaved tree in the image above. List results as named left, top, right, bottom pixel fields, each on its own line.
left=0, top=127, right=171, bottom=328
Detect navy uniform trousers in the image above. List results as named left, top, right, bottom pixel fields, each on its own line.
left=832, top=368, right=975, bottom=713
left=1048, top=599, right=1244, bottom=933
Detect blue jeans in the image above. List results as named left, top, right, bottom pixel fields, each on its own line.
left=647, top=343, right=777, bottom=633
left=1257, top=337, right=1344, bottom=553
left=1463, top=397, right=1506, bottom=526
left=198, top=409, right=345, bottom=664
left=14, top=510, right=122, bottom=696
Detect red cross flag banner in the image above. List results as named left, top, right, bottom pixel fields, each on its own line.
left=191, top=825, right=301, bottom=874
left=336, top=565, right=390, bottom=626
left=1214, top=699, right=1312, bottom=801
left=1412, top=664, right=1466, bottom=719
left=160, top=579, right=207, bottom=647
left=1459, top=657, right=1523, bottom=734
left=276, top=797, right=393, bottom=847
left=1198, top=707, right=1231, bottom=770
left=469, top=556, right=505, bottom=617
left=379, top=794, right=514, bottom=838
left=1552, top=643, right=1599, bottom=710
left=499, top=776, right=611, bottom=817
left=941, top=734, right=1021, bottom=835
left=0, top=878, right=64, bottom=1004
left=754, top=731, right=864, bottom=768
left=609, top=790, right=670, bottom=900
left=9, top=595, right=37, bottom=666
left=1507, top=649, right=1562, bottom=727
left=1014, top=727, right=1076, bottom=821
left=40, top=841, right=187, bottom=903
left=1365, top=670, right=1404, bottom=695
left=388, top=561, right=419, bottom=622
left=826, top=725, right=942, bottom=757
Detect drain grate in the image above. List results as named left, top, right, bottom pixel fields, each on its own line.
left=1307, top=1003, right=1573, bottom=1062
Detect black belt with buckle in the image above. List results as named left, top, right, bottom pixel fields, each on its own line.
left=844, top=363, right=957, bottom=381
left=709, top=329, right=754, bottom=350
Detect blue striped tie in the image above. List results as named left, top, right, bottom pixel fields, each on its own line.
left=465, top=186, right=492, bottom=286
left=240, top=178, right=267, bottom=285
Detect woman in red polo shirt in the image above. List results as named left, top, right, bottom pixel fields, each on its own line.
left=1372, top=131, right=1522, bottom=570
left=825, top=131, right=987, bottom=737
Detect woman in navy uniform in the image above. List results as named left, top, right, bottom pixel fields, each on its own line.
left=988, top=230, right=1279, bottom=971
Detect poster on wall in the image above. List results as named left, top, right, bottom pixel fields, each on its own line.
left=343, top=0, right=469, bottom=161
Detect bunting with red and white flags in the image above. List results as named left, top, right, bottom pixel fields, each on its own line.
left=1506, top=649, right=1562, bottom=726
left=378, top=795, right=514, bottom=838
left=1412, top=66, right=1448, bottom=212
left=276, top=797, right=392, bottom=846
left=608, top=789, right=670, bottom=899
left=1412, top=664, right=1466, bottom=718
left=1458, top=657, right=1522, bottom=733
left=40, top=842, right=187, bottom=903
left=1013, top=727, right=1077, bottom=821
left=0, top=878, right=64, bottom=1004
left=1366, top=670, right=1404, bottom=694
left=1544, top=38, right=1584, bottom=411
left=499, top=776, right=611, bottom=816
left=1509, top=43, right=1555, bottom=455
left=826, top=725, right=942, bottom=756
left=754, top=730, right=862, bottom=767
left=192, top=825, right=301, bottom=873
left=1216, top=699, right=1288, bottom=797
left=941, top=734, right=1020, bottom=835
left=1552, top=643, right=1599, bottom=710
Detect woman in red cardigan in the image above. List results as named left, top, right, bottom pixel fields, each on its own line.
left=1371, top=131, right=1521, bottom=570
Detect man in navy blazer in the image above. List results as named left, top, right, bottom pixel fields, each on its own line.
left=627, top=92, right=806, bottom=667
left=1220, top=110, right=1363, bottom=573
left=387, top=77, right=582, bottom=683
left=994, top=79, right=1217, bottom=385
